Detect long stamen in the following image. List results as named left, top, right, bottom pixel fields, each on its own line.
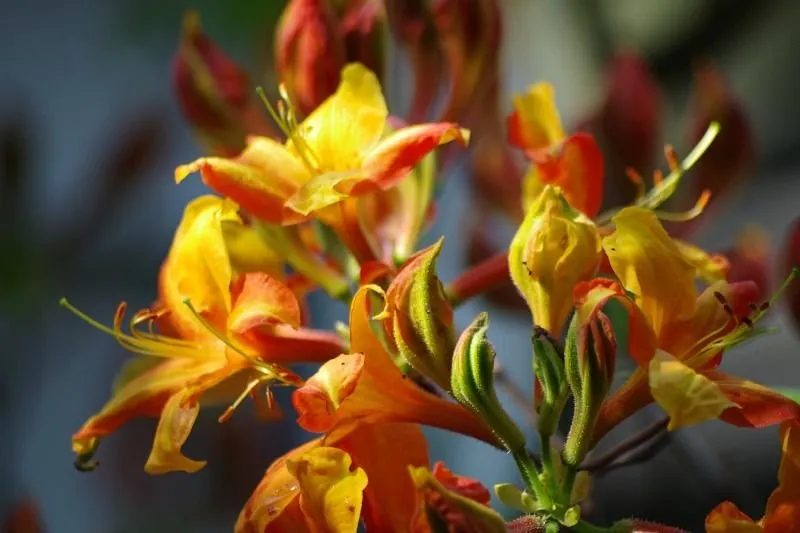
left=256, top=85, right=319, bottom=173
left=218, top=377, right=266, bottom=423
left=182, top=298, right=262, bottom=364
left=652, top=189, right=711, bottom=222
left=625, top=168, right=645, bottom=201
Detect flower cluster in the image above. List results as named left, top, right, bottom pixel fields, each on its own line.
left=65, top=1, right=800, bottom=532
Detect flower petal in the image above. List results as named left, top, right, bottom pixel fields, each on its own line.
left=649, top=351, right=736, bottom=430
left=236, top=438, right=322, bottom=533
left=507, top=82, right=565, bottom=152
left=250, top=324, right=348, bottom=365
left=159, top=195, right=236, bottom=338
left=145, top=362, right=242, bottom=474
left=705, top=501, right=761, bottom=533
left=293, top=353, right=365, bottom=432
left=359, top=123, right=469, bottom=191
left=432, top=462, right=491, bottom=505
left=703, top=371, right=800, bottom=429
left=604, top=207, right=697, bottom=338
left=762, top=421, right=800, bottom=533
left=287, top=447, right=368, bottom=533
left=294, top=286, right=497, bottom=445
left=299, top=62, right=388, bottom=171
left=675, top=239, right=730, bottom=284
left=228, top=272, right=302, bottom=334
left=335, top=423, right=429, bottom=532
left=175, top=137, right=309, bottom=224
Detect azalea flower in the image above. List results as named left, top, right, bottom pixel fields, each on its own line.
left=176, top=62, right=468, bottom=262
left=236, top=286, right=497, bottom=532
left=580, top=207, right=800, bottom=441
left=66, top=196, right=345, bottom=473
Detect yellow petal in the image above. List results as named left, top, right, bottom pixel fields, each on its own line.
left=287, top=447, right=368, bottom=533
left=298, top=63, right=388, bottom=173
left=144, top=391, right=206, bottom=474
left=160, top=195, right=235, bottom=338
left=648, top=351, right=736, bottom=430
left=508, top=82, right=565, bottom=151
left=604, top=207, right=697, bottom=337
left=221, top=216, right=284, bottom=277
left=675, top=239, right=730, bottom=284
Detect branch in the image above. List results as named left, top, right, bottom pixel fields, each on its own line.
left=580, top=417, right=670, bottom=473
left=446, top=251, right=510, bottom=306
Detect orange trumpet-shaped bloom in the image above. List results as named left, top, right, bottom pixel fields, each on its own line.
left=237, top=286, right=497, bottom=532
left=68, top=196, right=345, bottom=474
left=590, top=207, right=800, bottom=441
left=507, top=82, right=604, bottom=218
left=706, top=421, right=800, bottom=533
left=175, top=63, right=469, bottom=228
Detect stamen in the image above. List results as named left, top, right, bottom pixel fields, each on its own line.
left=652, top=189, right=711, bottom=222
left=255, top=86, right=319, bottom=174
left=218, top=377, right=266, bottom=423
left=625, top=168, right=645, bottom=201
left=652, top=169, right=663, bottom=187
left=664, top=145, right=679, bottom=172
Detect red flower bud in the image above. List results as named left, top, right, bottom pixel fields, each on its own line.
left=275, top=0, right=345, bottom=117
left=784, top=217, right=800, bottom=333
left=338, top=0, right=386, bottom=79
left=172, top=12, right=273, bottom=156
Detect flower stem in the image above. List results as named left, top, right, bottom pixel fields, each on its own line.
left=539, top=432, right=559, bottom=496
left=511, top=448, right=552, bottom=510
left=446, top=251, right=510, bottom=306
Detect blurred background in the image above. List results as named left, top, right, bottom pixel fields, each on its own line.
left=2, top=0, right=800, bottom=531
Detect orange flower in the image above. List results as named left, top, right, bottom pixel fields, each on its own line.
left=67, top=196, right=345, bottom=473
left=589, top=207, right=800, bottom=441
left=176, top=63, right=468, bottom=262
left=236, top=286, right=497, bottom=532
left=706, top=421, right=800, bottom=533
left=507, top=82, right=604, bottom=218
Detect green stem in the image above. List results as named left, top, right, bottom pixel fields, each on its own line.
left=561, top=465, right=577, bottom=503
left=570, top=521, right=622, bottom=533
left=539, top=432, right=559, bottom=495
left=511, top=449, right=553, bottom=510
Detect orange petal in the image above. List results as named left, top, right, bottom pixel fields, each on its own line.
left=703, top=371, right=800, bottom=429
left=532, top=132, right=605, bottom=218
left=175, top=137, right=308, bottom=224
left=228, top=272, right=302, bottom=334
left=159, top=195, right=237, bottom=338
left=250, top=324, right=347, bottom=365
left=293, top=353, right=366, bottom=432
left=287, top=447, right=368, bottom=533
left=309, top=286, right=497, bottom=446
left=705, top=501, right=761, bottom=533
left=72, top=357, right=221, bottom=455
left=360, top=123, right=469, bottom=191
left=335, top=423, right=429, bottom=532
left=236, top=438, right=322, bottom=533
left=762, top=421, right=800, bottom=533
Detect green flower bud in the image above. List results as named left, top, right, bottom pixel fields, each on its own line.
left=532, top=327, right=568, bottom=437
left=451, top=313, right=526, bottom=452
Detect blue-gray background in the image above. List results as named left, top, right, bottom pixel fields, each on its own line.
left=2, top=1, right=800, bottom=531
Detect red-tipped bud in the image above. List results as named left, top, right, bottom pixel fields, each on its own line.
left=338, top=0, right=386, bottom=79
left=431, top=0, right=502, bottom=122
left=687, top=63, right=754, bottom=207
left=275, top=0, right=345, bottom=117
left=172, top=12, right=272, bottom=156
left=598, top=50, right=662, bottom=175
left=723, top=226, right=772, bottom=302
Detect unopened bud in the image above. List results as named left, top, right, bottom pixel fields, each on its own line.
left=532, top=328, right=567, bottom=437
left=451, top=313, right=526, bottom=452
left=376, top=239, right=455, bottom=391
left=337, top=0, right=386, bottom=79
left=275, top=0, right=345, bottom=117
left=173, top=12, right=273, bottom=156
left=563, top=311, right=617, bottom=468
left=785, top=217, right=800, bottom=334
left=509, top=185, right=602, bottom=336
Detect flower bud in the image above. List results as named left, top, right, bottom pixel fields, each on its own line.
left=451, top=313, right=526, bottom=452
left=532, top=328, right=567, bottom=437
left=785, top=217, right=800, bottom=334
left=275, top=0, right=345, bottom=117
left=377, top=239, right=455, bottom=391
left=509, top=185, right=602, bottom=336
left=615, top=519, right=689, bottom=533
left=172, top=12, right=272, bottom=156
left=431, top=0, right=502, bottom=122
left=337, top=0, right=386, bottom=79
left=563, top=310, right=617, bottom=468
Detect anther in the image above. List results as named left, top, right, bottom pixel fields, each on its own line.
left=665, top=145, right=679, bottom=172
left=713, top=291, right=726, bottom=304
